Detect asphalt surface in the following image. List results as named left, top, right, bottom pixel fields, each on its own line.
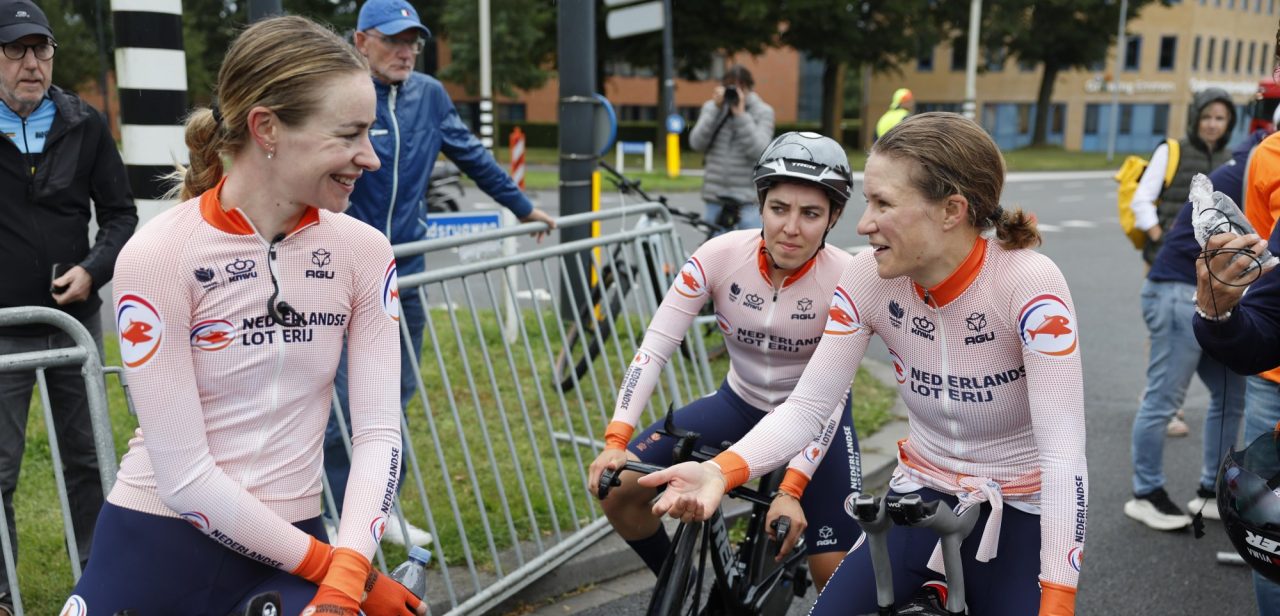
left=507, top=172, right=1257, bottom=615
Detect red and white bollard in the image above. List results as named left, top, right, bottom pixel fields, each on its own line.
left=509, top=126, right=526, bottom=191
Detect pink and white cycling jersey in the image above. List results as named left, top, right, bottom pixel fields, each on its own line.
left=605, top=230, right=855, bottom=493
left=713, top=238, right=1088, bottom=597
left=109, top=178, right=403, bottom=573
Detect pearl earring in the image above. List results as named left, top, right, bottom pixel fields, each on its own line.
left=266, top=149, right=274, bottom=160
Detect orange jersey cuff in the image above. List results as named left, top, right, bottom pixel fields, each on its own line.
left=711, top=451, right=750, bottom=491
left=777, top=469, right=810, bottom=499
left=322, top=547, right=372, bottom=604
left=604, top=421, right=634, bottom=450
left=291, top=535, right=334, bottom=584
left=1039, top=580, right=1077, bottom=616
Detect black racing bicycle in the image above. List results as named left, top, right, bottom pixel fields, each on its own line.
left=554, top=161, right=745, bottom=392
left=597, top=410, right=810, bottom=616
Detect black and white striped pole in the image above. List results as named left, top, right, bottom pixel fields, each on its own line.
left=111, top=0, right=188, bottom=223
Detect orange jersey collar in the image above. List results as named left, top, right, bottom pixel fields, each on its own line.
left=199, top=175, right=321, bottom=237
left=756, top=239, right=818, bottom=288
left=913, top=237, right=987, bottom=307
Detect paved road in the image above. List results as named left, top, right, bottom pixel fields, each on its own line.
left=517, top=173, right=1257, bottom=615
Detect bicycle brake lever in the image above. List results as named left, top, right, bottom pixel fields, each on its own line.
left=597, top=467, right=621, bottom=500
left=771, top=515, right=791, bottom=546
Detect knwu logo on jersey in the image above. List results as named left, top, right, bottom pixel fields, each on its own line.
left=910, top=315, right=935, bottom=341
left=1019, top=294, right=1077, bottom=356
left=225, top=258, right=257, bottom=282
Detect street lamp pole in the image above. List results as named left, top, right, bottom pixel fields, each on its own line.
left=963, top=0, right=982, bottom=121
left=1107, top=0, right=1129, bottom=162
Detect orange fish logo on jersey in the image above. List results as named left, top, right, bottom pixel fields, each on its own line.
left=116, top=294, right=164, bottom=368
left=803, top=445, right=822, bottom=463
left=121, top=321, right=153, bottom=345
left=889, top=348, right=907, bottom=384
left=824, top=288, right=863, bottom=335
left=191, top=319, right=237, bottom=351
left=59, top=595, right=87, bottom=616
left=382, top=260, right=401, bottom=321
left=1019, top=294, right=1077, bottom=356
left=674, top=258, right=707, bottom=298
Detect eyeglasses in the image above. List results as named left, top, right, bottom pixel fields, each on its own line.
left=369, top=32, right=424, bottom=55
left=2, top=41, right=55, bottom=61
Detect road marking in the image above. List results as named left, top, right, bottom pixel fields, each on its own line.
left=1057, top=195, right=1086, bottom=203
left=1037, top=224, right=1062, bottom=233
left=1060, top=220, right=1098, bottom=228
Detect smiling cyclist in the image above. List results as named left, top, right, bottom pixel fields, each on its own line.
left=587, top=132, right=863, bottom=590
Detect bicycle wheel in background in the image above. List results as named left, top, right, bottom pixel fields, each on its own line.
left=647, top=520, right=703, bottom=616
left=554, top=266, right=633, bottom=392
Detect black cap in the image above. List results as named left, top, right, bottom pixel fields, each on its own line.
left=0, top=0, right=52, bottom=45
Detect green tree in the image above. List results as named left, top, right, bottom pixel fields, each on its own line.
left=945, top=0, right=1165, bottom=146
left=437, top=0, right=555, bottom=97
left=776, top=0, right=937, bottom=141
left=43, top=0, right=103, bottom=96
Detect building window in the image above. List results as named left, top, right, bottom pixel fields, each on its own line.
left=1221, top=38, right=1230, bottom=72
left=1125, top=36, right=1141, bottom=71
left=917, top=43, right=934, bottom=72
left=1250, top=42, right=1257, bottom=74
left=618, top=105, right=657, bottom=121
left=1236, top=40, right=1244, bottom=73
left=985, top=47, right=1007, bottom=72
left=1017, top=104, right=1031, bottom=134
left=1208, top=38, right=1217, bottom=71
left=1264, top=43, right=1274, bottom=74
left=1158, top=36, right=1177, bottom=70
left=951, top=37, right=967, bottom=71
left=1051, top=103, right=1066, bottom=134
left=497, top=103, right=526, bottom=122
left=1192, top=36, right=1201, bottom=71
left=1119, top=104, right=1133, bottom=135
left=1085, top=104, right=1100, bottom=135
left=918, top=102, right=963, bottom=113
left=1152, top=104, right=1169, bottom=135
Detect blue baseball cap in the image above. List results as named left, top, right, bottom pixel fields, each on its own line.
left=357, top=0, right=431, bottom=37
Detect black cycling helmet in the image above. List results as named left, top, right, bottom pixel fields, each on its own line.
left=753, top=131, right=853, bottom=212
left=1218, top=430, right=1280, bottom=584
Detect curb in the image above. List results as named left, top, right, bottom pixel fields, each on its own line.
left=502, top=358, right=909, bottom=615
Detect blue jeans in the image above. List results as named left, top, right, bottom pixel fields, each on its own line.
left=322, top=272, right=425, bottom=516
left=1131, top=280, right=1244, bottom=495
left=1244, top=375, right=1280, bottom=615
left=703, top=201, right=761, bottom=236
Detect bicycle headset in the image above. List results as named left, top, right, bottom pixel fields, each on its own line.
left=752, top=131, right=853, bottom=271
left=1219, top=429, right=1280, bottom=583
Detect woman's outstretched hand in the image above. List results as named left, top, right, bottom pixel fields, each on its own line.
left=636, top=461, right=728, bottom=523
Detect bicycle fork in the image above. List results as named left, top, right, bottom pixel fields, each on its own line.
left=849, top=493, right=980, bottom=616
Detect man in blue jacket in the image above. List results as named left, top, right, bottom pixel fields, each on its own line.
left=325, top=0, right=556, bottom=546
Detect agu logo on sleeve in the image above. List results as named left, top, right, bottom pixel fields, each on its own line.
left=1018, top=294, right=1077, bottom=356
left=674, top=258, right=707, bottom=298
left=116, top=294, right=164, bottom=368
left=59, top=595, right=87, bottom=616
left=382, top=260, right=401, bottom=321
left=190, top=319, right=236, bottom=351
left=824, top=287, right=863, bottom=336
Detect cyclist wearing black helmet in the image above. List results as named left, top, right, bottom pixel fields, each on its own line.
left=588, top=132, right=862, bottom=589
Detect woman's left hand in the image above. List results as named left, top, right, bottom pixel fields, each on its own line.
left=636, top=461, right=726, bottom=522
left=1195, top=232, right=1273, bottom=318
left=361, top=570, right=429, bottom=616
left=765, top=493, right=806, bottom=562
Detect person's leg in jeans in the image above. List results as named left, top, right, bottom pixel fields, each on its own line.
left=1243, top=375, right=1280, bottom=615
left=44, top=317, right=105, bottom=574
left=702, top=201, right=726, bottom=237
left=1131, top=281, right=1203, bottom=496
left=735, top=206, right=762, bottom=230
left=0, top=335, right=38, bottom=600
left=1194, top=351, right=1244, bottom=492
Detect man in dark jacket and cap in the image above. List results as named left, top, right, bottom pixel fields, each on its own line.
left=0, top=1, right=136, bottom=611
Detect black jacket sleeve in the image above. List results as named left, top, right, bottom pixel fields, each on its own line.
left=80, top=108, right=136, bottom=292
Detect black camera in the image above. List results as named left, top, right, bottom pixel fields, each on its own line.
left=723, top=84, right=739, bottom=107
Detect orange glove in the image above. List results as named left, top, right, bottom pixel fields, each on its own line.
left=302, top=548, right=370, bottom=616
left=361, top=569, right=426, bottom=616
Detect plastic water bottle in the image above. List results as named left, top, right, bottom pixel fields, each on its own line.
left=390, top=546, right=432, bottom=601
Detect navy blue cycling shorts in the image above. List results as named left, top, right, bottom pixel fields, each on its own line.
left=810, top=486, right=1043, bottom=615
left=629, top=380, right=862, bottom=555
left=66, top=501, right=326, bottom=616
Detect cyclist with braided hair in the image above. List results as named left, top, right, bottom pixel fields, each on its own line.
left=588, top=132, right=863, bottom=590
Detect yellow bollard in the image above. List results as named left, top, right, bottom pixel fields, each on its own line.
left=666, top=133, right=680, bottom=178
left=591, top=170, right=601, bottom=287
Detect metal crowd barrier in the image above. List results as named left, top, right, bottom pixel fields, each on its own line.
left=0, top=307, right=117, bottom=616
left=325, top=202, right=716, bottom=614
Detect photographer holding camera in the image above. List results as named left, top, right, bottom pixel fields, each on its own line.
left=689, top=65, right=775, bottom=231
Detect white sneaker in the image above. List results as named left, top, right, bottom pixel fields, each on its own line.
left=1124, top=488, right=1192, bottom=531
left=382, top=514, right=433, bottom=547
left=1166, top=413, right=1190, bottom=437
left=1187, top=488, right=1221, bottom=521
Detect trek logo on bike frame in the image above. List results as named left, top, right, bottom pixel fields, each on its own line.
left=708, top=510, right=742, bottom=587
